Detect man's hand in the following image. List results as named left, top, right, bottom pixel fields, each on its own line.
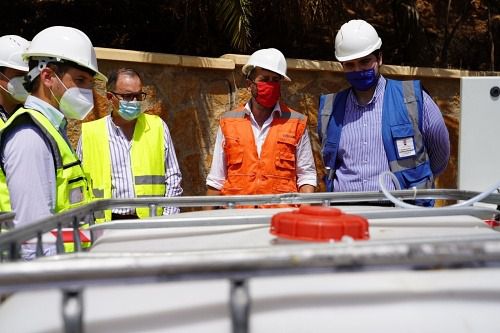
left=203, top=186, right=221, bottom=210
left=299, top=184, right=315, bottom=193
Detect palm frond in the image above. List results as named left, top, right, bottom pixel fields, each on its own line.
left=215, top=0, right=252, bottom=52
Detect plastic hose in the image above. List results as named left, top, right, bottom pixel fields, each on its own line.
left=378, top=171, right=500, bottom=209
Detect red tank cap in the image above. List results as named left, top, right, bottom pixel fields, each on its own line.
left=270, top=206, right=370, bottom=242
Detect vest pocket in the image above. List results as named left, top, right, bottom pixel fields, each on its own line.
left=227, top=149, right=243, bottom=166
left=221, top=185, right=245, bottom=195
left=224, top=137, right=244, bottom=166
left=67, top=176, right=87, bottom=206
left=322, top=142, right=337, bottom=167
left=390, top=123, right=416, bottom=159
left=276, top=137, right=296, bottom=171
left=275, top=151, right=296, bottom=170
left=390, top=123, right=414, bottom=138
left=273, top=178, right=297, bottom=193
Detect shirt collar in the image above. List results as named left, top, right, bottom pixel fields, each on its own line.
left=244, top=100, right=282, bottom=118
left=24, top=95, right=65, bottom=129
left=349, top=75, right=386, bottom=107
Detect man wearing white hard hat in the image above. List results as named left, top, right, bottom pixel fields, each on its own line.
left=206, top=48, right=316, bottom=206
left=318, top=19, right=449, bottom=206
left=0, top=35, right=30, bottom=125
left=0, top=26, right=105, bottom=259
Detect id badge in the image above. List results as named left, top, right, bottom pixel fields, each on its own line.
left=396, top=137, right=416, bottom=158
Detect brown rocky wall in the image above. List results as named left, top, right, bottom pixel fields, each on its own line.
left=67, top=48, right=498, bottom=197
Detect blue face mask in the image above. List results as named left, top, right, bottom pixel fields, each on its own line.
left=118, top=100, right=142, bottom=120
left=345, top=68, right=379, bottom=91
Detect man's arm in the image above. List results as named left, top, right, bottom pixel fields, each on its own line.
left=162, top=122, right=183, bottom=215
left=295, top=128, right=317, bottom=191
left=204, top=127, right=226, bottom=210
left=3, top=124, right=56, bottom=226
left=299, top=184, right=315, bottom=193
left=206, top=186, right=221, bottom=196
left=422, top=92, right=450, bottom=176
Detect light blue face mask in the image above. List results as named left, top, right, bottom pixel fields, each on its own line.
left=118, top=100, right=142, bottom=121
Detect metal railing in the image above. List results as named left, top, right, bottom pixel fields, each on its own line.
left=1, top=189, right=500, bottom=262
left=2, top=233, right=500, bottom=332
left=1, top=189, right=500, bottom=333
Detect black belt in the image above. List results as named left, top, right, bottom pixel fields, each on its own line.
left=111, top=213, right=139, bottom=220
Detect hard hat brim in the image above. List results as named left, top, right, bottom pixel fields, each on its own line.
left=335, top=39, right=382, bottom=62
left=242, top=64, right=291, bottom=81
left=0, top=61, right=28, bottom=72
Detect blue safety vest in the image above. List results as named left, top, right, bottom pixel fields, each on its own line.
left=318, top=79, right=434, bottom=206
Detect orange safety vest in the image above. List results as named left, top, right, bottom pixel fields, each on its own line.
left=220, top=103, right=307, bottom=200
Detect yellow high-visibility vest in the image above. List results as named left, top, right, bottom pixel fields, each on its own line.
left=0, top=108, right=92, bottom=213
left=0, top=116, right=8, bottom=211
left=81, top=113, right=166, bottom=221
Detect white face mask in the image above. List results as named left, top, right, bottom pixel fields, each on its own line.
left=0, top=72, right=29, bottom=103
left=52, top=75, right=94, bottom=120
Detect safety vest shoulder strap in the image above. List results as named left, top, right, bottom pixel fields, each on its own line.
left=383, top=79, right=424, bottom=131
left=278, top=102, right=307, bottom=121
left=132, top=113, right=166, bottom=218
left=317, top=89, right=350, bottom=169
left=2, top=108, right=65, bottom=169
left=221, top=106, right=247, bottom=119
left=382, top=79, right=428, bottom=174
left=382, top=79, right=434, bottom=205
left=81, top=116, right=111, bottom=202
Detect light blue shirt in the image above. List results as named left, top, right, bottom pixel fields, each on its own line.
left=1, top=95, right=67, bottom=259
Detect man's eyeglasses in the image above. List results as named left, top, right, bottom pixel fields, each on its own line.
left=110, top=91, right=147, bottom=101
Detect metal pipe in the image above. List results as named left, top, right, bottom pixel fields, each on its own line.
left=1, top=234, right=500, bottom=293
left=230, top=279, right=250, bottom=333
left=62, top=289, right=84, bottom=333
left=149, top=203, right=157, bottom=217
left=2, top=190, right=500, bottom=258
left=88, top=206, right=499, bottom=231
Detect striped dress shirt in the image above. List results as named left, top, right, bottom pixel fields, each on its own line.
left=77, top=115, right=183, bottom=215
left=333, top=75, right=450, bottom=192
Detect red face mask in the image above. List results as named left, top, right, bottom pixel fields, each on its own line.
left=254, top=81, right=281, bottom=108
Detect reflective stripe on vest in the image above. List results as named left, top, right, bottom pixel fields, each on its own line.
left=81, top=113, right=166, bottom=221
left=319, top=80, right=434, bottom=199
left=0, top=108, right=91, bottom=213
left=220, top=103, right=306, bottom=199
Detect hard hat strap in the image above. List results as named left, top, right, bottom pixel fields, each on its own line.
left=26, top=57, right=56, bottom=82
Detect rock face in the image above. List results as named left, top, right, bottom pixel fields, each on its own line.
left=66, top=52, right=483, bottom=202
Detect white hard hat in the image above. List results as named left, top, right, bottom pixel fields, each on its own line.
left=23, top=26, right=106, bottom=81
left=242, top=48, right=291, bottom=81
left=0, top=35, right=29, bottom=71
left=334, top=20, right=382, bottom=62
